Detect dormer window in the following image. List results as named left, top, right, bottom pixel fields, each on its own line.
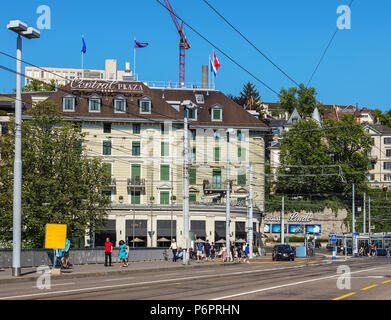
left=139, top=96, right=152, bottom=114
left=88, top=93, right=101, bottom=112
left=188, top=108, right=197, bottom=120
left=62, top=94, right=75, bottom=112
left=195, top=94, right=204, bottom=104
left=211, top=104, right=223, bottom=121
left=114, top=94, right=126, bottom=113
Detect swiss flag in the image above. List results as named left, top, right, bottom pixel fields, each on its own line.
left=213, top=51, right=220, bottom=71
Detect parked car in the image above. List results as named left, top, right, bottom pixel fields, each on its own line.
left=272, top=244, right=295, bottom=261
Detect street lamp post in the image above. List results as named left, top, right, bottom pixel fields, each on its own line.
left=7, top=20, right=40, bottom=277
left=181, top=100, right=197, bottom=265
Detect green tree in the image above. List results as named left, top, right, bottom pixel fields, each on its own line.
left=276, top=114, right=372, bottom=195
left=22, top=79, right=64, bottom=92
left=276, top=119, right=332, bottom=194
left=0, top=101, right=111, bottom=248
left=279, top=83, right=317, bottom=117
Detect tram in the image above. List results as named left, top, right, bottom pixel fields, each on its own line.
left=327, top=232, right=391, bottom=254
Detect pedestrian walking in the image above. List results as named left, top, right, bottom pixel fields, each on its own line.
left=104, top=237, right=113, bottom=267
left=211, top=242, right=216, bottom=261
left=204, top=240, right=211, bottom=261
left=244, top=243, right=250, bottom=263
left=125, top=241, right=130, bottom=265
left=169, top=239, right=178, bottom=262
left=221, top=243, right=227, bottom=262
left=196, top=239, right=204, bottom=263
left=118, top=240, right=128, bottom=267
left=62, top=239, right=71, bottom=269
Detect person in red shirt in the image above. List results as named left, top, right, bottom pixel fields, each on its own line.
left=104, top=237, right=113, bottom=267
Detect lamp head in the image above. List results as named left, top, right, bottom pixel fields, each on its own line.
left=21, top=27, right=40, bottom=39
left=6, top=20, right=27, bottom=33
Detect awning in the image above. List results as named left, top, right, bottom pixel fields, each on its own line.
left=216, top=239, right=226, bottom=243
left=201, top=194, right=220, bottom=199
left=130, top=237, right=144, bottom=242
left=157, top=237, right=171, bottom=242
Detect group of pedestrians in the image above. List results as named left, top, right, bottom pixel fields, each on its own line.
left=104, top=237, right=131, bottom=267
left=359, top=243, right=378, bottom=257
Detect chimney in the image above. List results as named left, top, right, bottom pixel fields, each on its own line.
left=202, top=65, right=208, bottom=89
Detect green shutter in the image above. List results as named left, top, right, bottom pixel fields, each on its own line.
left=160, top=165, right=170, bottom=181
left=160, top=191, right=170, bottom=204
left=131, top=191, right=141, bottom=204
left=102, top=163, right=112, bottom=184
left=189, top=168, right=196, bottom=184
left=238, top=147, right=245, bottom=161
left=131, top=164, right=141, bottom=179
left=237, top=173, right=246, bottom=185
left=132, top=141, right=140, bottom=156
left=213, top=109, right=221, bottom=120
left=214, top=147, right=220, bottom=161
left=103, top=140, right=111, bottom=155
left=189, top=193, right=196, bottom=202
left=161, top=142, right=169, bottom=156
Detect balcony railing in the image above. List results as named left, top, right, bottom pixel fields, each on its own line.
left=203, top=180, right=232, bottom=194
left=127, top=177, right=146, bottom=188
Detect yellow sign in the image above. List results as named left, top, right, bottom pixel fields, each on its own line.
left=45, top=224, right=67, bottom=249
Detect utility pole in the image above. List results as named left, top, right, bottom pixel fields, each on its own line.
left=248, top=162, right=253, bottom=258
left=183, top=107, right=190, bottom=265
left=363, top=192, right=366, bottom=234
left=352, top=184, right=357, bottom=256
left=281, top=197, right=284, bottom=244
left=368, top=196, right=371, bottom=237
left=226, top=129, right=231, bottom=262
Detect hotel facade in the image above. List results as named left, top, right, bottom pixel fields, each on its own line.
left=22, top=79, right=269, bottom=248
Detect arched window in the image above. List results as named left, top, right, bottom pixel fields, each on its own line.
left=139, top=96, right=152, bottom=114
left=88, top=93, right=101, bottom=112
left=114, top=94, right=126, bottom=113
left=62, top=93, right=76, bottom=112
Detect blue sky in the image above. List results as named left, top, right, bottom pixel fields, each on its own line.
left=0, top=0, right=390, bottom=111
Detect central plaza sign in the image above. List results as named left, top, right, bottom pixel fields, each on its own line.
left=70, top=79, right=143, bottom=93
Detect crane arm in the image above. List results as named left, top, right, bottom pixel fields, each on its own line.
left=163, top=0, right=189, bottom=46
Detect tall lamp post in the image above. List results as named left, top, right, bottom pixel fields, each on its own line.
left=181, top=100, right=197, bottom=265
left=6, top=20, right=40, bottom=277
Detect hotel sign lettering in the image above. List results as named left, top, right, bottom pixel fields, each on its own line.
left=70, top=79, right=143, bottom=93
left=264, top=213, right=313, bottom=223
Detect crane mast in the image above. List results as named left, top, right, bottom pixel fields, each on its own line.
left=163, top=0, right=190, bottom=87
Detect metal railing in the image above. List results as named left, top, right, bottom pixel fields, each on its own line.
left=0, top=247, right=172, bottom=269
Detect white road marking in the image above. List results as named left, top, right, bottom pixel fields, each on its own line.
left=0, top=265, right=306, bottom=300
left=212, top=265, right=391, bottom=300
left=102, top=277, right=135, bottom=282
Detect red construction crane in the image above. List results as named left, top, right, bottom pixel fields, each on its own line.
left=163, top=0, right=190, bottom=87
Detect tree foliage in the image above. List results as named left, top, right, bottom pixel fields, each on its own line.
left=0, top=101, right=111, bottom=248
left=279, top=83, right=317, bottom=117
left=276, top=114, right=373, bottom=195
left=22, top=79, right=64, bottom=92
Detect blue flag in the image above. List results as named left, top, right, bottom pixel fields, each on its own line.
left=81, top=36, right=86, bottom=54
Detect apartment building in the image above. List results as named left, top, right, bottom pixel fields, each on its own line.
left=35, top=79, right=269, bottom=248
left=25, top=59, right=133, bottom=86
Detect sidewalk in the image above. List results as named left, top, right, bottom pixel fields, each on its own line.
left=0, top=258, right=237, bottom=284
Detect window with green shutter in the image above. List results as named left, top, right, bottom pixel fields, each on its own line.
left=132, top=141, right=141, bottom=156
left=160, top=164, right=170, bottom=181
left=160, top=191, right=170, bottom=204
left=130, top=191, right=141, bottom=204
left=237, top=173, right=246, bottom=185
left=189, top=168, right=196, bottom=184
left=189, top=193, right=196, bottom=202
left=103, top=140, right=111, bottom=155
left=102, top=163, right=112, bottom=184
left=238, top=146, right=245, bottom=161
left=212, top=169, right=221, bottom=188
left=133, top=123, right=141, bottom=134
left=131, top=164, right=141, bottom=184
left=214, top=147, right=220, bottom=161
left=212, top=108, right=222, bottom=120
left=161, top=141, right=169, bottom=156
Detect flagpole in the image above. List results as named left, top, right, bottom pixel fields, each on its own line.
left=208, top=55, right=210, bottom=90
left=134, top=37, right=136, bottom=81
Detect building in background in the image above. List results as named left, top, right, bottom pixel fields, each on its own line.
left=24, top=59, right=133, bottom=86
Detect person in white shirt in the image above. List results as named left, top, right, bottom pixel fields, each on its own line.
left=169, top=239, right=178, bottom=262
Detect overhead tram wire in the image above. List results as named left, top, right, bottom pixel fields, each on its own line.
left=200, top=0, right=300, bottom=88
left=153, top=0, right=280, bottom=96
left=306, top=0, right=354, bottom=87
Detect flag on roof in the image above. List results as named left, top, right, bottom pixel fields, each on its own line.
left=209, top=55, right=217, bottom=76
left=213, top=51, right=220, bottom=71
left=81, top=36, right=86, bottom=54
left=134, top=40, right=149, bottom=48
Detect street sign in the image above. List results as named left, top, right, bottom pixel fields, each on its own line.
left=354, top=232, right=359, bottom=236
left=330, top=234, right=337, bottom=243
left=45, top=224, right=67, bottom=249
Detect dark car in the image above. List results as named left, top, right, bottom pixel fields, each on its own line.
left=272, top=244, right=295, bottom=261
